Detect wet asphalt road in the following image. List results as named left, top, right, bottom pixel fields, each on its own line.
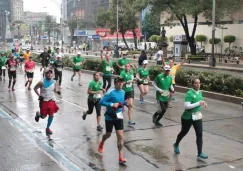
left=0, top=66, right=243, bottom=171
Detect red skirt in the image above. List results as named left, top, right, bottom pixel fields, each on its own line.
left=40, top=101, right=59, bottom=116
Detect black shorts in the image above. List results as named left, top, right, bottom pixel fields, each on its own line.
left=19, top=58, right=24, bottom=62
left=26, top=72, right=34, bottom=78
left=137, top=80, right=149, bottom=86
left=8, top=71, right=16, bottom=79
left=125, top=90, right=134, bottom=100
left=73, top=68, right=81, bottom=72
left=105, top=119, right=124, bottom=132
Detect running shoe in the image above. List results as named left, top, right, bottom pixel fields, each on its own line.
left=128, top=120, right=136, bottom=126
left=35, top=111, right=40, bottom=122
left=197, top=153, right=208, bottom=159
left=173, top=143, right=180, bottom=154
left=25, top=81, right=28, bottom=87
left=57, top=91, right=61, bottom=95
left=12, top=88, right=15, bottom=91
left=155, top=121, right=163, bottom=127
left=82, top=111, right=87, bottom=120
left=168, top=104, right=172, bottom=108
left=46, top=128, right=53, bottom=134
left=71, top=77, right=73, bottom=81
left=139, top=100, right=144, bottom=104
left=172, top=96, right=175, bottom=101
left=98, top=142, right=104, bottom=153
left=97, top=125, right=103, bottom=132
left=119, top=156, right=127, bottom=164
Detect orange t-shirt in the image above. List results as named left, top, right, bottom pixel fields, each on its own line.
left=24, top=52, right=30, bottom=62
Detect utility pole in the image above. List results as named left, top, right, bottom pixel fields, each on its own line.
left=210, top=0, right=216, bottom=67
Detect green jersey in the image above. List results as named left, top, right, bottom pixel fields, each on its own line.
left=73, top=56, right=83, bottom=70
left=88, top=80, right=103, bottom=99
left=138, top=67, right=150, bottom=84
left=0, top=56, right=7, bottom=67
left=118, top=58, right=130, bottom=72
left=120, top=70, right=134, bottom=92
left=102, top=60, right=113, bottom=75
left=49, top=57, right=55, bottom=66
left=154, top=73, right=172, bottom=102
left=182, top=89, right=203, bottom=120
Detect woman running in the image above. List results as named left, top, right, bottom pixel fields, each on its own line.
left=136, top=60, right=150, bottom=104
left=173, top=78, right=208, bottom=159
left=82, top=72, right=105, bottom=131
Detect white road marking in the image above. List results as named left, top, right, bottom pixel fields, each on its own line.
left=56, top=97, right=87, bottom=110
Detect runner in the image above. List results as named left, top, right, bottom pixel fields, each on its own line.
left=53, top=54, right=64, bottom=95
left=98, top=76, right=127, bottom=164
left=101, top=51, right=113, bottom=91
left=24, top=56, right=35, bottom=90
left=71, top=51, right=83, bottom=86
left=82, top=72, right=105, bottom=131
left=12, top=49, right=19, bottom=61
left=136, top=60, right=150, bottom=104
left=120, top=63, right=136, bottom=126
left=165, top=59, right=184, bottom=108
left=173, top=78, right=208, bottom=159
left=23, top=48, right=31, bottom=63
left=152, top=65, right=174, bottom=126
left=155, top=47, right=163, bottom=65
left=117, top=53, right=130, bottom=74
left=0, top=52, right=7, bottom=81
left=40, top=48, right=50, bottom=74
left=34, top=70, right=59, bottom=135
left=54, top=48, right=64, bottom=60
left=5, top=54, right=18, bottom=91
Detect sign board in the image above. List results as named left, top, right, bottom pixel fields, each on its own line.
left=40, top=36, right=48, bottom=39
left=92, top=35, right=101, bottom=40
left=74, top=30, right=88, bottom=37
left=174, top=35, right=187, bottom=42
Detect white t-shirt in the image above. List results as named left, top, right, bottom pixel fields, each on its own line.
left=156, top=50, right=163, bottom=61
left=54, top=53, right=64, bottom=59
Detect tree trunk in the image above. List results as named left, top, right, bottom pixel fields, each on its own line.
left=121, top=32, right=129, bottom=51
left=132, top=30, right=138, bottom=50
left=70, top=30, right=75, bottom=46
left=188, top=39, right=197, bottom=55
left=48, top=31, right=51, bottom=44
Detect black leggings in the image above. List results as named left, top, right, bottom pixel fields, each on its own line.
left=153, top=101, right=168, bottom=122
left=102, top=75, right=111, bottom=91
left=54, top=70, right=62, bottom=85
left=175, top=118, right=203, bottom=154
left=86, top=98, right=101, bottom=116
left=0, top=69, right=6, bottom=77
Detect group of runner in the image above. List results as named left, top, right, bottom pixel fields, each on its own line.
left=0, top=47, right=209, bottom=165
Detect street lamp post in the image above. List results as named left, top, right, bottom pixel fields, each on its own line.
left=116, top=0, right=119, bottom=58
left=221, top=27, right=228, bottom=55
left=210, top=0, right=216, bottom=67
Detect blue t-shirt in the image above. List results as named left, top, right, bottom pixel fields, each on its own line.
left=13, top=53, right=19, bottom=59
left=99, top=88, right=126, bottom=120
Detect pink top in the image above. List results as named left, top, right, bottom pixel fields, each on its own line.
left=25, top=61, right=35, bottom=72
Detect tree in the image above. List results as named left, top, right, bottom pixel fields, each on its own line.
left=54, top=28, right=61, bottom=40
left=142, top=0, right=242, bottom=55
left=96, top=8, right=110, bottom=28
left=224, top=35, right=236, bottom=50
left=142, top=12, right=160, bottom=41
left=44, top=15, right=57, bottom=44
left=157, top=35, right=168, bottom=42
left=196, top=35, right=207, bottom=47
left=169, top=35, right=174, bottom=42
left=209, top=38, right=221, bottom=53
left=149, top=35, right=158, bottom=42
left=65, top=19, right=78, bottom=46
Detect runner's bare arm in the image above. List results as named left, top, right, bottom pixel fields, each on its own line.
left=34, top=81, right=43, bottom=97
left=87, top=88, right=99, bottom=95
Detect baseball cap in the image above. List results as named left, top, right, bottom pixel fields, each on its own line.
left=77, top=51, right=81, bottom=55
left=143, top=60, right=148, bottom=65
left=163, top=65, right=171, bottom=71
left=114, top=77, right=123, bottom=83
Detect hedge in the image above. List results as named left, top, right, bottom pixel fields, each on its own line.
left=31, top=53, right=243, bottom=97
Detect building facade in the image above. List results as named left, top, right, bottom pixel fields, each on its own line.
left=11, top=0, right=24, bottom=22
left=0, top=0, right=11, bottom=41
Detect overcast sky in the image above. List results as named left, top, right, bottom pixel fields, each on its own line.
left=24, top=0, right=61, bottom=21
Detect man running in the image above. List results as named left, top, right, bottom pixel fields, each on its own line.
left=34, top=70, right=59, bottom=135
left=155, top=47, right=163, bottom=65
left=117, top=53, right=130, bottom=74
left=120, top=63, right=136, bottom=126
left=101, top=51, right=113, bottom=91
left=82, top=72, right=105, bottom=131
left=54, top=48, right=64, bottom=60
left=152, top=65, right=174, bottom=126
left=24, top=56, right=35, bottom=90
left=6, top=54, right=18, bottom=91
left=166, top=59, right=184, bottom=107
left=71, top=51, right=83, bottom=86
left=23, top=48, right=31, bottom=63
left=0, top=52, right=7, bottom=81
left=40, top=48, right=50, bottom=74
left=98, top=76, right=127, bottom=164
left=53, top=54, right=64, bottom=95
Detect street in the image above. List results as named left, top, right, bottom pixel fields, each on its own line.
left=0, top=66, right=243, bottom=171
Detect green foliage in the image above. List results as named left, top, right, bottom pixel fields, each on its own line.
left=224, top=35, right=236, bottom=50
left=149, top=35, right=158, bottom=42
left=65, top=19, right=78, bottom=46
left=96, top=8, right=110, bottom=28
left=44, top=15, right=57, bottom=43
left=157, top=35, right=168, bottom=42
left=169, top=35, right=174, bottom=42
left=142, top=12, right=161, bottom=40
left=195, top=35, right=207, bottom=47
left=209, top=38, right=221, bottom=44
